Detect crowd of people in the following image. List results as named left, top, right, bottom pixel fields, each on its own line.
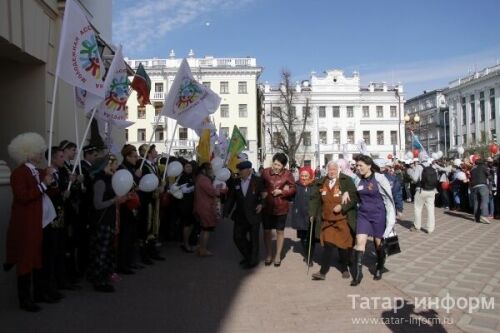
left=3, top=131, right=499, bottom=312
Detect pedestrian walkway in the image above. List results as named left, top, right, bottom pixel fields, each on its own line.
left=0, top=203, right=497, bottom=332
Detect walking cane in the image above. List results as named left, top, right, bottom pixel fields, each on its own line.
left=307, top=218, right=314, bottom=275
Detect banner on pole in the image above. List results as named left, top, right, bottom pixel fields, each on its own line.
left=56, top=0, right=105, bottom=97
left=162, top=59, right=220, bottom=129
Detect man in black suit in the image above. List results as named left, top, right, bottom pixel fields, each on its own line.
left=224, top=161, right=266, bottom=269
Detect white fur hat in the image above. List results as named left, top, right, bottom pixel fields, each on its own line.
left=8, top=132, right=47, bottom=164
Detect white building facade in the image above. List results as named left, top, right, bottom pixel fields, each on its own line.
left=125, top=51, right=262, bottom=164
left=446, top=63, right=500, bottom=152
left=262, top=70, right=405, bottom=169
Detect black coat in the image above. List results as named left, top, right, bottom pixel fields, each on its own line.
left=290, top=181, right=313, bottom=231
left=223, top=175, right=265, bottom=225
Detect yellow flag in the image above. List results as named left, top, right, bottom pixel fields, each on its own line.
left=197, top=128, right=211, bottom=164
left=226, top=126, right=247, bottom=172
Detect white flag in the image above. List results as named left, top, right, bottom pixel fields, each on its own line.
left=56, top=0, right=105, bottom=97
left=162, top=59, right=220, bottom=129
left=94, top=46, right=133, bottom=129
left=75, top=87, right=102, bottom=113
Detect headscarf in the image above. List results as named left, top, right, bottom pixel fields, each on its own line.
left=337, top=159, right=355, bottom=179
left=299, top=166, right=314, bottom=186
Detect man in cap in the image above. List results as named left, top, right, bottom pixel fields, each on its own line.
left=410, top=156, right=438, bottom=233
left=224, top=160, right=266, bottom=269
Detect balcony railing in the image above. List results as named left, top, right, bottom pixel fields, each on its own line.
left=151, top=116, right=167, bottom=124
left=152, top=92, right=164, bottom=100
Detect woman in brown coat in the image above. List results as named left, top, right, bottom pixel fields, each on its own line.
left=194, top=162, right=226, bottom=256
left=4, top=133, right=54, bottom=312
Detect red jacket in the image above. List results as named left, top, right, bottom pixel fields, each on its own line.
left=6, top=165, right=44, bottom=276
left=261, top=167, right=296, bottom=216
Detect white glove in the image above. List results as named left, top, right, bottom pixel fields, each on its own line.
left=181, top=186, right=194, bottom=194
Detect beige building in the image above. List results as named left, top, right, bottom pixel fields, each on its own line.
left=124, top=51, right=262, bottom=164
left=0, top=0, right=117, bottom=291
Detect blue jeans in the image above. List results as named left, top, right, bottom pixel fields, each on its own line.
left=472, top=185, right=489, bottom=220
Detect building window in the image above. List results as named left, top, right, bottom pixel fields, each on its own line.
left=471, top=132, right=476, bottom=143
left=272, top=132, right=282, bottom=146
left=220, top=81, right=229, bottom=94
left=303, top=132, right=311, bottom=146
left=332, top=106, right=340, bottom=118
left=470, top=95, right=475, bottom=123
left=220, top=104, right=229, bottom=118
left=137, top=106, right=146, bottom=119
left=137, top=129, right=146, bottom=141
left=155, top=83, right=163, bottom=92
left=491, top=89, right=496, bottom=120
left=203, top=82, right=211, bottom=89
left=238, top=81, right=247, bottom=94
left=463, top=134, right=467, bottom=145
left=303, top=106, right=311, bottom=118
left=239, top=127, right=248, bottom=139
left=347, top=106, right=354, bottom=118
left=363, top=131, right=371, bottom=145
left=390, top=106, right=397, bottom=118
left=376, top=106, right=383, bottom=118
left=480, top=100, right=485, bottom=122
left=377, top=131, right=384, bottom=145
left=461, top=97, right=467, bottom=124
left=179, top=127, right=188, bottom=140
left=220, top=127, right=229, bottom=138
left=155, top=105, right=162, bottom=116
left=319, top=106, right=326, bottom=118
left=290, top=106, right=296, bottom=118
left=272, top=106, right=281, bottom=115
left=390, top=131, right=397, bottom=145
left=238, top=104, right=248, bottom=117
left=319, top=131, right=327, bottom=144
left=289, top=132, right=296, bottom=145
left=362, top=106, right=369, bottom=118
left=125, top=129, right=128, bottom=141
left=155, top=126, right=164, bottom=141
left=347, top=130, right=355, bottom=143
left=333, top=131, right=340, bottom=144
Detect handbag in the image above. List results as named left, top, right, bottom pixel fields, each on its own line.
left=383, top=229, right=401, bottom=256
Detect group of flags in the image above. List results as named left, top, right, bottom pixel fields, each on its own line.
left=54, top=0, right=247, bottom=169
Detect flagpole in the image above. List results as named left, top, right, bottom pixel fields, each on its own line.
left=73, top=91, right=83, bottom=178
left=48, top=78, right=59, bottom=166
left=138, top=111, right=163, bottom=170
left=66, top=107, right=97, bottom=191
left=161, top=122, right=179, bottom=182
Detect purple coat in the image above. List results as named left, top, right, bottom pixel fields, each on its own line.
left=194, top=174, right=220, bottom=228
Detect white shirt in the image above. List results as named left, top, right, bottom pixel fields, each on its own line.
left=240, top=175, right=252, bottom=196
left=328, top=177, right=336, bottom=189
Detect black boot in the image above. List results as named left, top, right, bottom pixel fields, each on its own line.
left=374, top=247, right=386, bottom=280
left=338, top=248, right=350, bottom=279
left=140, top=246, right=154, bottom=265
left=18, top=274, right=41, bottom=312
left=350, top=250, right=364, bottom=286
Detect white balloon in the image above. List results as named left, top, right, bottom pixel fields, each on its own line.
left=211, top=157, right=224, bottom=171
left=453, top=158, right=462, bottom=167
left=112, top=169, right=134, bottom=196
left=405, top=151, right=414, bottom=160
left=457, top=146, right=465, bottom=154
left=437, top=151, right=443, bottom=158
left=139, top=174, right=159, bottom=192
left=431, top=152, right=438, bottom=160
left=215, top=168, right=231, bottom=181
left=167, top=161, right=183, bottom=177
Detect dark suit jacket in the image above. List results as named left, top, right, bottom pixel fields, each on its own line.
left=224, top=175, right=265, bottom=225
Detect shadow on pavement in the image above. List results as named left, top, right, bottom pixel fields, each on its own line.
left=381, top=300, right=448, bottom=333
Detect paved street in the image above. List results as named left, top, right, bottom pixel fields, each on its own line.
left=0, top=203, right=498, bottom=333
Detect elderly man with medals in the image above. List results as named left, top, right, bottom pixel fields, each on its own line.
left=137, top=144, right=165, bottom=264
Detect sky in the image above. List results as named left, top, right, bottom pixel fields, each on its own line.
left=113, top=0, right=500, bottom=99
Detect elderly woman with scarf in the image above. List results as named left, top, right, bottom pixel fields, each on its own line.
left=349, top=155, right=396, bottom=286
left=290, top=166, right=316, bottom=266
left=309, top=160, right=359, bottom=280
